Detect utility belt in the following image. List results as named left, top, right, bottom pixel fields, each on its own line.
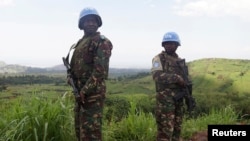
left=156, top=83, right=181, bottom=92
left=71, top=77, right=88, bottom=90
left=74, top=77, right=104, bottom=90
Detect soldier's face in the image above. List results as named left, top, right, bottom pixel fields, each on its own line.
left=82, top=15, right=99, bottom=34
left=163, top=41, right=178, bottom=54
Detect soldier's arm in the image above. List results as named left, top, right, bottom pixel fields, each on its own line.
left=81, top=38, right=113, bottom=94
left=151, top=55, right=182, bottom=84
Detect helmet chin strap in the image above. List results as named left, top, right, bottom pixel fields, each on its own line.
left=166, top=50, right=175, bottom=55
left=165, top=46, right=177, bottom=55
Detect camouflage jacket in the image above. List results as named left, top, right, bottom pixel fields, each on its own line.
left=151, top=51, right=190, bottom=92
left=70, top=32, right=113, bottom=94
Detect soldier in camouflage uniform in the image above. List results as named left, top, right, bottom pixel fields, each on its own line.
left=69, top=7, right=112, bottom=141
left=151, top=32, right=190, bottom=141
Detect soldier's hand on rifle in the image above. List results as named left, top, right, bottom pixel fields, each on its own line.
left=176, top=74, right=186, bottom=87
left=75, top=91, right=85, bottom=103
left=67, top=75, right=72, bottom=85
left=79, top=90, right=85, bottom=103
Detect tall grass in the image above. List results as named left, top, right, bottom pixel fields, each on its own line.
left=0, top=92, right=76, bottom=141
left=103, top=101, right=156, bottom=141
left=0, top=93, right=243, bottom=141
left=181, top=105, right=239, bottom=139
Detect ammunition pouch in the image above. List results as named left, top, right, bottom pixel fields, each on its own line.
left=187, top=83, right=192, bottom=95
left=155, top=83, right=180, bottom=92
left=173, top=89, right=196, bottom=112
left=185, top=95, right=196, bottom=112
left=173, top=91, right=186, bottom=101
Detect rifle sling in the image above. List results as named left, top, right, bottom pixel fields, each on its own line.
left=65, top=35, right=103, bottom=66
left=65, top=40, right=81, bottom=65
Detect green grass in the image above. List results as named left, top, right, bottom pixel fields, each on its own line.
left=0, top=91, right=247, bottom=141
left=190, top=58, right=250, bottom=96
left=181, top=105, right=239, bottom=139
left=0, top=58, right=250, bottom=140
left=1, top=89, right=157, bottom=141
left=103, top=101, right=156, bottom=141
left=107, top=75, right=155, bottom=95
left=0, top=92, right=76, bottom=141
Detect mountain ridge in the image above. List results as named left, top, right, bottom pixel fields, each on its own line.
left=0, top=61, right=150, bottom=75
left=1, top=58, right=249, bottom=74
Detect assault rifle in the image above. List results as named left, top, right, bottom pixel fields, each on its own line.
left=174, top=59, right=196, bottom=113
left=62, top=56, right=83, bottom=140
left=62, top=57, right=82, bottom=102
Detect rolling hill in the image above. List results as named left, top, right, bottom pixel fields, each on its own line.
left=105, top=58, right=250, bottom=96
left=1, top=58, right=249, bottom=94
left=0, top=61, right=150, bottom=76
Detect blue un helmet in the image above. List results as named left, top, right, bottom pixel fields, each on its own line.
left=78, top=7, right=102, bottom=30
left=162, top=32, right=181, bottom=47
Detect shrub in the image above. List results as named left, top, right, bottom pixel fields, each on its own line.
left=104, top=95, right=130, bottom=123
left=109, top=102, right=156, bottom=141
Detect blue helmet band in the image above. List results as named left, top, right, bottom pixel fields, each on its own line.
left=162, top=32, right=181, bottom=46
left=78, top=7, right=102, bottom=29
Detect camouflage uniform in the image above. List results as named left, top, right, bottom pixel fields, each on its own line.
left=151, top=51, right=189, bottom=141
left=70, top=32, right=112, bottom=141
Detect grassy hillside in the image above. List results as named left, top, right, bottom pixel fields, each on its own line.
left=189, top=58, right=250, bottom=96
left=105, top=58, right=250, bottom=115
left=1, top=58, right=250, bottom=114
left=0, top=58, right=249, bottom=141
left=1, top=58, right=249, bottom=98
left=107, top=58, right=250, bottom=96
left=107, top=74, right=154, bottom=95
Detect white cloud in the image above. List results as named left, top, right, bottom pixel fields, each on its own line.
left=173, top=0, right=250, bottom=21
left=0, top=0, right=14, bottom=7
left=144, top=0, right=156, bottom=8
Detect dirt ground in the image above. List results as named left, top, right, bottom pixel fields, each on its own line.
left=180, top=130, right=208, bottom=141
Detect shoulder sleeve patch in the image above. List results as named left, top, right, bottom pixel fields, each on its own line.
left=151, top=55, right=163, bottom=72
left=100, top=35, right=105, bottom=40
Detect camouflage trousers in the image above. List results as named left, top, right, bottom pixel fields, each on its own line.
left=155, top=89, right=184, bottom=141
left=74, top=93, right=105, bottom=141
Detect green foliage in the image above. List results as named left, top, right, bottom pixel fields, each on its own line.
left=0, top=75, right=65, bottom=85
left=134, top=94, right=156, bottom=114
left=106, top=75, right=155, bottom=95
left=1, top=58, right=250, bottom=140
left=194, top=89, right=250, bottom=117
left=0, top=93, right=76, bottom=141
left=105, top=102, right=156, bottom=141
left=190, top=58, right=250, bottom=97
left=0, top=85, right=7, bottom=92
left=104, top=95, right=130, bottom=123
left=0, top=90, right=248, bottom=140
left=182, top=105, right=239, bottom=139
left=104, top=93, right=156, bottom=122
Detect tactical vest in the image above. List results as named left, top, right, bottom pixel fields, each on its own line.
left=70, top=34, right=106, bottom=80
left=159, top=52, right=185, bottom=76
left=155, top=52, right=188, bottom=91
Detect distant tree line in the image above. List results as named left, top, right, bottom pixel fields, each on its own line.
left=109, top=72, right=151, bottom=81
left=0, top=75, right=65, bottom=85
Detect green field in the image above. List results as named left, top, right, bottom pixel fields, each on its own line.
left=0, top=58, right=250, bottom=141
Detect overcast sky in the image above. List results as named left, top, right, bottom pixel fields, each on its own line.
left=0, top=0, right=250, bottom=68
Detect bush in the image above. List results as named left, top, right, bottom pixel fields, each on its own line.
left=109, top=102, right=156, bottom=141
left=104, top=95, right=130, bottom=123
left=135, top=94, right=155, bottom=114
